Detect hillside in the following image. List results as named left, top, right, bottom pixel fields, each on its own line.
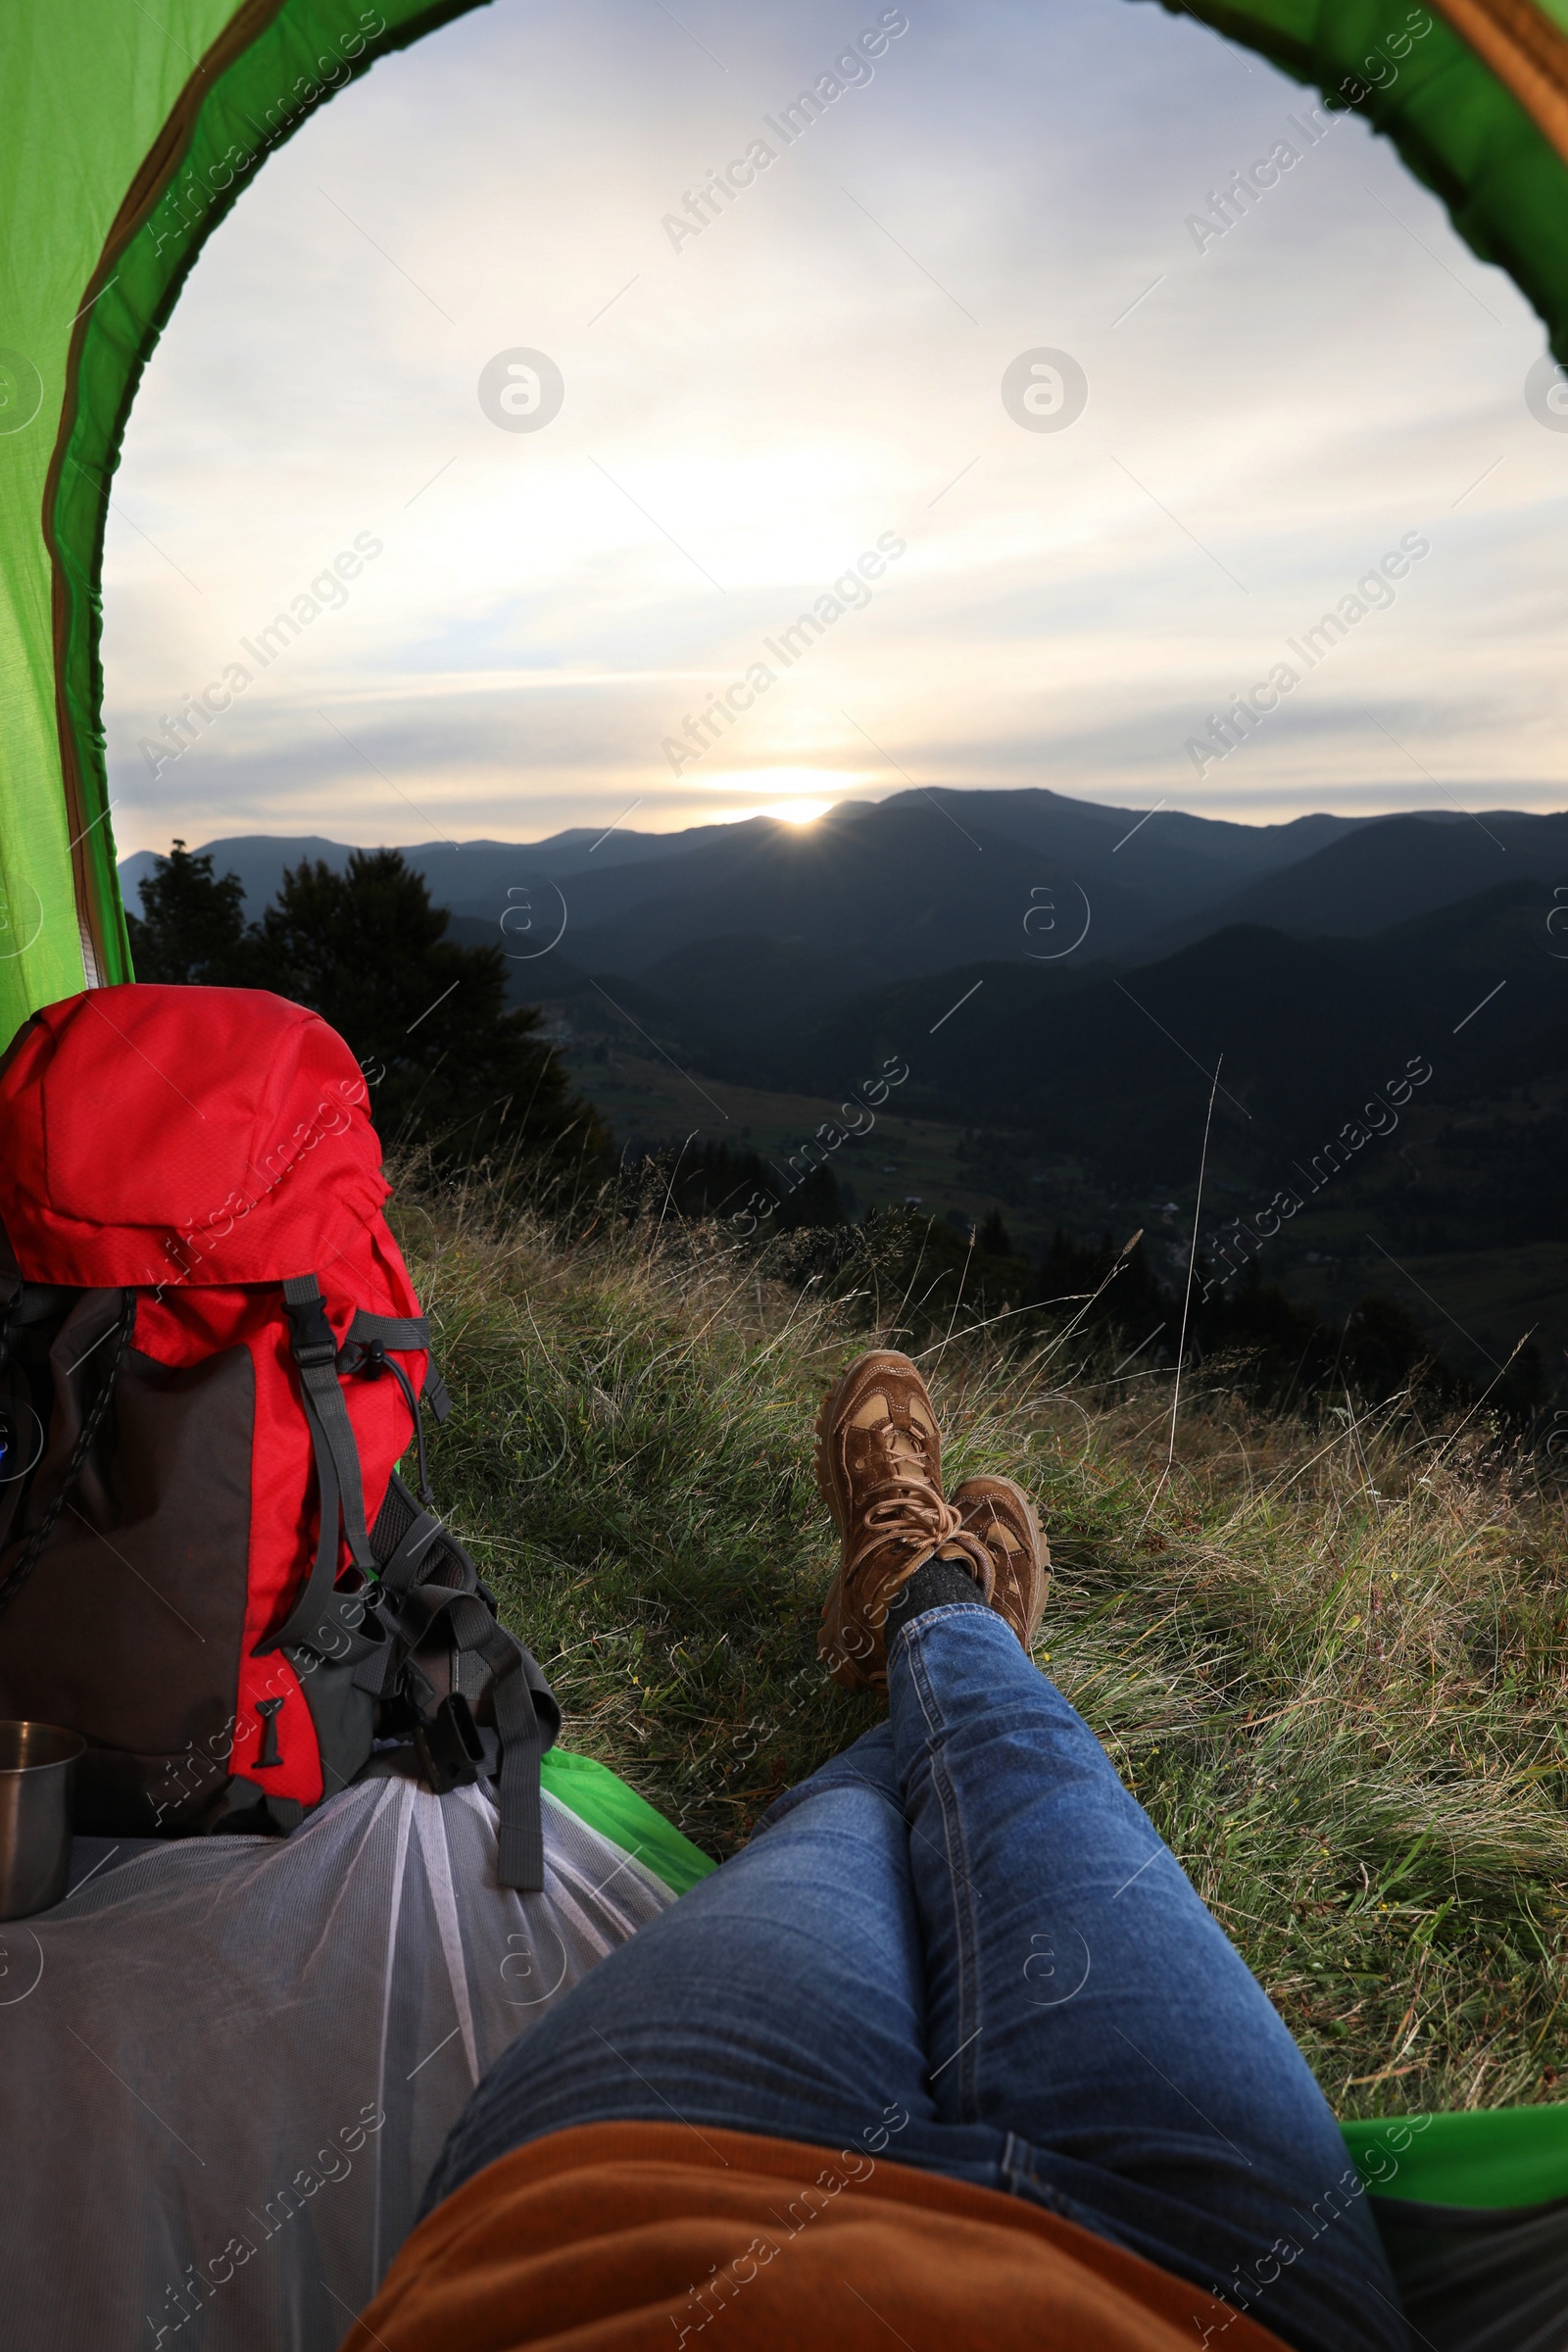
left=401, top=1178, right=1568, bottom=2121
left=544, top=879, right=1568, bottom=1388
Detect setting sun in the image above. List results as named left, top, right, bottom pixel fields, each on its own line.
left=760, top=798, right=830, bottom=825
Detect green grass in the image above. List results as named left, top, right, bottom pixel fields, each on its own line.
left=397, top=1181, right=1568, bottom=2123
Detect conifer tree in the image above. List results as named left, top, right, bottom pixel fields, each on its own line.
left=129, top=842, right=605, bottom=1175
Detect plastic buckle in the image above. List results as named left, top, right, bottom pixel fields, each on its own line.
left=413, top=1694, right=486, bottom=1792
left=284, top=1292, right=338, bottom=1368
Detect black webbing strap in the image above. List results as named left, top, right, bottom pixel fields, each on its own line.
left=396, top=1584, right=551, bottom=1891
left=261, top=1274, right=377, bottom=1655
left=376, top=1504, right=448, bottom=1593
left=350, top=1617, right=398, bottom=1698
left=0, top=1276, right=22, bottom=1374
left=340, top=1310, right=429, bottom=1357
left=338, top=1312, right=450, bottom=1420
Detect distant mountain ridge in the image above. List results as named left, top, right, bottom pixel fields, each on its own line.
left=116, top=789, right=1398, bottom=990
left=116, top=821, right=691, bottom=917
left=118, top=798, right=1568, bottom=1044
left=118, top=796, right=1568, bottom=1042
left=121, top=797, right=1549, bottom=961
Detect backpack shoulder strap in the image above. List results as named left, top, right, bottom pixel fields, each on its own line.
left=259, top=1273, right=377, bottom=1654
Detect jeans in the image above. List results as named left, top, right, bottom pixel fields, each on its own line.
left=425, top=1603, right=1405, bottom=2352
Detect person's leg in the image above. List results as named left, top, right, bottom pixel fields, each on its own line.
left=887, top=1596, right=1405, bottom=2352
left=422, top=1726, right=1006, bottom=2216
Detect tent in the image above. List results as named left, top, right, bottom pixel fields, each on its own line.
left=4, top=0, right=1568, bottom=2324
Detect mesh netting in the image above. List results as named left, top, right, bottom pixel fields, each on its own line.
left=0, top=1776, right=673, bottom=2349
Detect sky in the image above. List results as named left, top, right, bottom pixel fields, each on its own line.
left=105, top=0, right=1568, bottom=855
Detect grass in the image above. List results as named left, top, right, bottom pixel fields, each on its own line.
left=396, top=1178, right=1568, bottom=2123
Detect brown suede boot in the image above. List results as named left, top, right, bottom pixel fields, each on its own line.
left=951, top=1476, right=1050, bottom=1655
left=815, top=1349, right=993, bottom=1691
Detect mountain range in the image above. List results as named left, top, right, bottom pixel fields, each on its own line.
left=119, top=794, right=1568, bottom=998
left=120, top=792, right=1568, bottom=1393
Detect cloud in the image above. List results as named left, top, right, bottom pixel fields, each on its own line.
left=104, top=0, right=1564, bottom=855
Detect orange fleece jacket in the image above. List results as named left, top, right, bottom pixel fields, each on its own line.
left=339, top=2122, right=1291, bottom=2352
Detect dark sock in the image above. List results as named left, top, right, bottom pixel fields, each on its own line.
left=884, top=1553, right=987, bottom=1647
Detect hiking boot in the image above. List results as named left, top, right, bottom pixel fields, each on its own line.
left=815, top=1349, right=993, bottom=1691
left=951, top=1476, right=1049, bottom=1655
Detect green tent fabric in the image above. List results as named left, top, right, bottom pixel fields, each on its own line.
left=1345, top=2101, right=1568, bottom=2207
left=0, top=0, right=485, bottom=1048
left=541, top=1747, right=715, bottom=1899
left=5, top=0, right=1568, bottom=2310
left=1342, top=2107, right=1568, bottom=2346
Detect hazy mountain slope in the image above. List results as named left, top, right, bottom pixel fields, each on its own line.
left=120, top=835, right=354, bottom=913
left=1131, top=811, right=1568, bottom=956
left=120, top=807, right=1565, bottom=1039
left=865, top=789, right=1370, bottom=895
left=504, top=796, right=1371, bottom=973
left=560, top=824, right=1155, bottom=984
left=727, top=880, right=1564, bottom=1169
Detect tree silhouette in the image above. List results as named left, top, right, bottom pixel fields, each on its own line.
left=125, top=840, right=254, bottom=984
left=129, top=843, right=605, bottom=1176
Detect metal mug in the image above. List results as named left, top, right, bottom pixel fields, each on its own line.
left=0, top=1720, right=85, bottom=1919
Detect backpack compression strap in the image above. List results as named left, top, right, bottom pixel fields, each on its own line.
left=393, top=1583, right=553, bottom=1892
left=339, top=1310, right=452, bottom=1424
left=355, top=1474, right=561, bottom=1893
left=259, top=1274, right=379, bottom=1655
left=338, top=1308, right=450, bottom=1505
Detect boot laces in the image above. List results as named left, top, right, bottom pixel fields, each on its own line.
left=849, top=1422, right=992, bottom=1585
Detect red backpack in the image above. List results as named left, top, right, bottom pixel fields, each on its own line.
left=0, top=984, right=556, bottom=1886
